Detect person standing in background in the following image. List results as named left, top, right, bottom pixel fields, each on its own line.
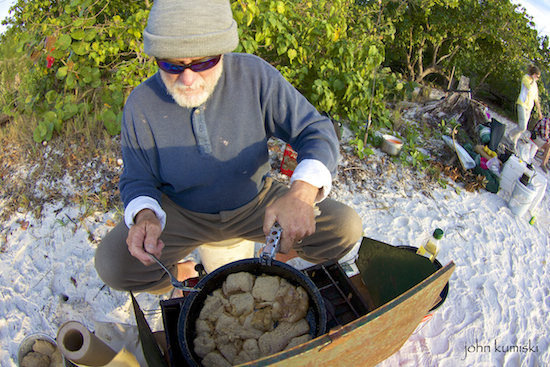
left=509, top=65, right=543, bottom=151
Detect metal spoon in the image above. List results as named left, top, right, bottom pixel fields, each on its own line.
left=148, top=253, right=201, bottom=292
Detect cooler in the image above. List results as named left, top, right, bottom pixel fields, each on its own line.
left=498, top=155, right=527, bottom=200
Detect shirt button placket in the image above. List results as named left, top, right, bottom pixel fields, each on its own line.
left=191, top=106, right=212, bottom=155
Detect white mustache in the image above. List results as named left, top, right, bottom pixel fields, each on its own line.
left=174, top=81, right=206, bottom=92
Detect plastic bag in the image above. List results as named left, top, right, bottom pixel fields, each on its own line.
left=518, top=140, right=538, bottom=164
left=487, top=157, right=500, bottom=176
left=442, top=135, right=476, bottom=170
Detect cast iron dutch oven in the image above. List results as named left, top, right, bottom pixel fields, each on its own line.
left=177, top=257, right=328, bottom=367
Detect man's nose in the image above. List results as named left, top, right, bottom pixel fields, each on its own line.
left=178, top=69, right=199, bottom=86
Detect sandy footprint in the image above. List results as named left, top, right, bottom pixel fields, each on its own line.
left=503, top=352, right=521, bottom=367
left=418, top=314, right=446, bottom=338
left=426, top=333, right=450, bottom=355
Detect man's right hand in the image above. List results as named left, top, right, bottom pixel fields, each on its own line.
left=126, top=208, right=164, bottom=266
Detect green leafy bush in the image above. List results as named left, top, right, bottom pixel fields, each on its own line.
left=233, top=0, right=397, bottom=135
left=1, top=0, right=403, bottom=148
left=3, top=0, right=155, bottom=142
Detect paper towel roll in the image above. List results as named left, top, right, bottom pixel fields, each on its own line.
left=57, top=321, right=117, bottom=366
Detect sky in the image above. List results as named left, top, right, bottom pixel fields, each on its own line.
left=0, top=0, right=15, bottom=33
left=0, top=0, right=14, bottom=35
left=514, top=0, right=550, bottom=38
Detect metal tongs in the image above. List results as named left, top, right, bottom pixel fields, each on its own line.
left=259, top=223, right=282, bottom=266
left=148, top=253, right=201, bottom=292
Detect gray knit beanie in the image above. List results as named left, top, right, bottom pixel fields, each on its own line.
left=143, top=0, right=239, bottom=59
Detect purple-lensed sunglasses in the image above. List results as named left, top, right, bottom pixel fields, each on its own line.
left=155, top=55, right=222, bottom=74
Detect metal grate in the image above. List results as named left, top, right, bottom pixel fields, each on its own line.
left=304, top=261, right=370, bottom=330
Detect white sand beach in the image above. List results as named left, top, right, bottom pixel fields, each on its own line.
left=1, top=109, right=549, bottom=366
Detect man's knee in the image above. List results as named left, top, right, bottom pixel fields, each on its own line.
left=94, top=223, right=135, bottom=291
left=94, top=237, right=128, bottom=291
left=301, top=201, right=363, bottom=262
left=95, top=227, right=172, bottom=294
left=330, top=203, right=363, bottom=244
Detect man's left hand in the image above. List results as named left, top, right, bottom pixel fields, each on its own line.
left=264, top=180, right=319, bottom=254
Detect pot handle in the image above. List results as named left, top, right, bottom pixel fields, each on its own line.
left=260, top=223, right=282, bottom=266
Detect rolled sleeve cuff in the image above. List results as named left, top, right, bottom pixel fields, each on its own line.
left=290, top=159, right=332, bottom=202
left=124, top=196, right=167, bottom=230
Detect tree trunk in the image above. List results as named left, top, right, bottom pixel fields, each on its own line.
left=408, top=76, right=490, bottom=137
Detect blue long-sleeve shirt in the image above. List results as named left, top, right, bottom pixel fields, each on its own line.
left=120, top=53, right=339, bottom=215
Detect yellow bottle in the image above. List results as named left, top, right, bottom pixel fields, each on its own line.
left=416, top=229, right=444, bottom=262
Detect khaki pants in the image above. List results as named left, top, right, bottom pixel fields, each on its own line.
left=95, top=178, right=363, bottom=294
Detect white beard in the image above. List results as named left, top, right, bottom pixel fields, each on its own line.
left=160, top=60, right=223, bottom=108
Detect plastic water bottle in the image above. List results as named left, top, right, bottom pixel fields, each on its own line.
left=416, top=229, right=444, bottom=262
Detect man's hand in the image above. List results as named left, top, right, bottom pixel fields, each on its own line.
left=264, top=180, right=320, bottom=254
left=126, top=208, right=164, bottom=266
